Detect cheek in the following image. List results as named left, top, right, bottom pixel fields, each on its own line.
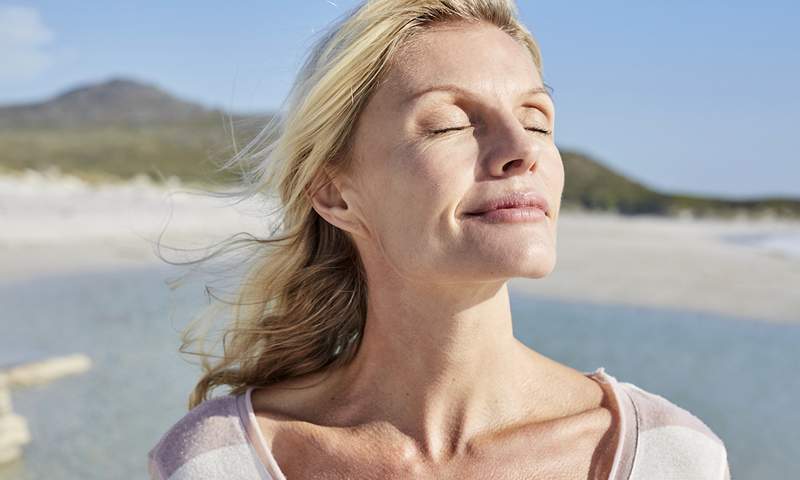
left=372, top=143, right=469, bottom=252
left=394, top=142, right=469, bottom=219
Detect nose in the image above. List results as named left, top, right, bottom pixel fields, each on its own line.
left=483, top=112, right=541, bottom=178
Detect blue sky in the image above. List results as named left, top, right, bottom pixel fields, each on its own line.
left=1, top=1, right=798, bottom=198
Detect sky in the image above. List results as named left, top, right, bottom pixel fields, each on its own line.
left=1, top=1, right=798, bottom=199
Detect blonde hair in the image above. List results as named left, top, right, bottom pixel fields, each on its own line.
left=180, top=0, right=543, bottom=409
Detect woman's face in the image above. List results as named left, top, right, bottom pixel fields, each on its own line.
left=333, top=21, right=564, bottom=284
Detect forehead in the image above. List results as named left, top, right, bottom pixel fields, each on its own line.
left=381, top=21, right=543, bottom=107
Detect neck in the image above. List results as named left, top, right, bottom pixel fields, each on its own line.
left=317, top=277, right=565, bottom=462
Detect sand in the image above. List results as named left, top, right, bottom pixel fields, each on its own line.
left=510, top=212, right=800, bottom=324
left=2, top=171, right=798, bottom=324
left=0, top=171, right=273, bottom=281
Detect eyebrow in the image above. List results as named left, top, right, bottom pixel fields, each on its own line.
left=404, top=84, right=553, bottom=104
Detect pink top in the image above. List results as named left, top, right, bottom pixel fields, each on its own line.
left=148, top=367, right=731, bottom=479
left=239, top=385, right=287, bottom=479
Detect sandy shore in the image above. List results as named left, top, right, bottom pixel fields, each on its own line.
left=0, top=171, right=273, bottom=280
left=510, top=212, right=800, bottom=324
left=2, top=171, right=799, bottom=324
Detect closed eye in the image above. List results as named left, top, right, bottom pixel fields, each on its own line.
left=431, top=126, right=552, bottom=135
left=431, top=126, right=471, bottom=135
left=526, top=127, right=552, bottom=135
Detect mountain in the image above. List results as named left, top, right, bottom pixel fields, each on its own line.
left=0, top=77, right=798, bottom=218
left=559, top=150, right=800, bottom=218
left=0, top=77, right=225, bottom=129
left=560, top=150, right=671, bottom=215
left=0, top=77, right=271, bottom=183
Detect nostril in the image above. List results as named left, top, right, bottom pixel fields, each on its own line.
left=502, top=159, right=523, bottom=172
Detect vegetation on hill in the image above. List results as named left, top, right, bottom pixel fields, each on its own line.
left=561, top=150, right=671, bottom=215
left=0, top=121, right=263, bottom=185
left=561, top=151, right=800, bottom=219
left=1, top=78, right=798, bottom=219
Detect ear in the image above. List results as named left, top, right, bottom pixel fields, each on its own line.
left=307, top=168, right=364, bottom=237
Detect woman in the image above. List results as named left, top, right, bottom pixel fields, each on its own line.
left=148, top=1, right=731, bottom=478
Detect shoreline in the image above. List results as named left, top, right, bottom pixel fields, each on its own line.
left=510, top=211, right=800, bottom=324
left=2, top=172, right=799, bottom=324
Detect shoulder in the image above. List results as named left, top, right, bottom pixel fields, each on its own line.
left=618, top=381, right=731, bottom=479
left=147, top=393, right=267, bottom=479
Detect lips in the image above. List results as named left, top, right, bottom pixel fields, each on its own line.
left=464, top=191, right=550, bottom=217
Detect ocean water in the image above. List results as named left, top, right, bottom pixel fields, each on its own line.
left=0, top=265, right=798, bottom=479
left=718, top=229, right=800, bottom=259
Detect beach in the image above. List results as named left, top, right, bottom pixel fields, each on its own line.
left=0, top=171, right=273, bottom=282
left=2, top=170, right=799, bottom=324
left=512, top=211, right=800, bottom=324
left=2, top=171, right=799, bottom=480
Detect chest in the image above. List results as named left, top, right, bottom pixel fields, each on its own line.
left=262, top=411, right=618, bottom=480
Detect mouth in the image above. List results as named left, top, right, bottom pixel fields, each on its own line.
left=462, top=191, right=551, bottom=222
left=463, top=205, right=548, bottom=223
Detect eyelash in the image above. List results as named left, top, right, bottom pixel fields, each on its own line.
left=431, top=126, right=552, bottom=136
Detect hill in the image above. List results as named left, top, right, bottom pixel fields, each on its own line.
left=0, top=77, right=222, bottom=129
left=0, top=77, right=269, bottom=183
left=560, top=150, right=800, bottom=218
left=1, top=77, right=798, bottom=219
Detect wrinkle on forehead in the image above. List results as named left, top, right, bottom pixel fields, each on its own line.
left=382, top=20, right=538, bottom=109
left=384, top=20, right=493, bottom=98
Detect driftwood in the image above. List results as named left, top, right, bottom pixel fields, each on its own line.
left=0, top=353, right=91, bottom=464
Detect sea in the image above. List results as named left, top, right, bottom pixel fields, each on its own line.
left=0, top=261, right=798, bottom=480
left=718, top=230, right=800, bottom=259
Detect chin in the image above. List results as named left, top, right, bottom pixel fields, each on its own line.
left=518, top=266, right=555, bottom=280
left=477, top=250, right=556, bottom=280
left=516, top=248, right=557, bottom=279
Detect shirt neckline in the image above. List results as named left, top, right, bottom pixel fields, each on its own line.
left=586, top=366, right=637, bottom=480
left=237, top=366, right=635, bottom=480
left=237, top=385, right=287, bottom=480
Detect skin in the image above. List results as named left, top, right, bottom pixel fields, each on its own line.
left=251, top=20, right=620, bottom=479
